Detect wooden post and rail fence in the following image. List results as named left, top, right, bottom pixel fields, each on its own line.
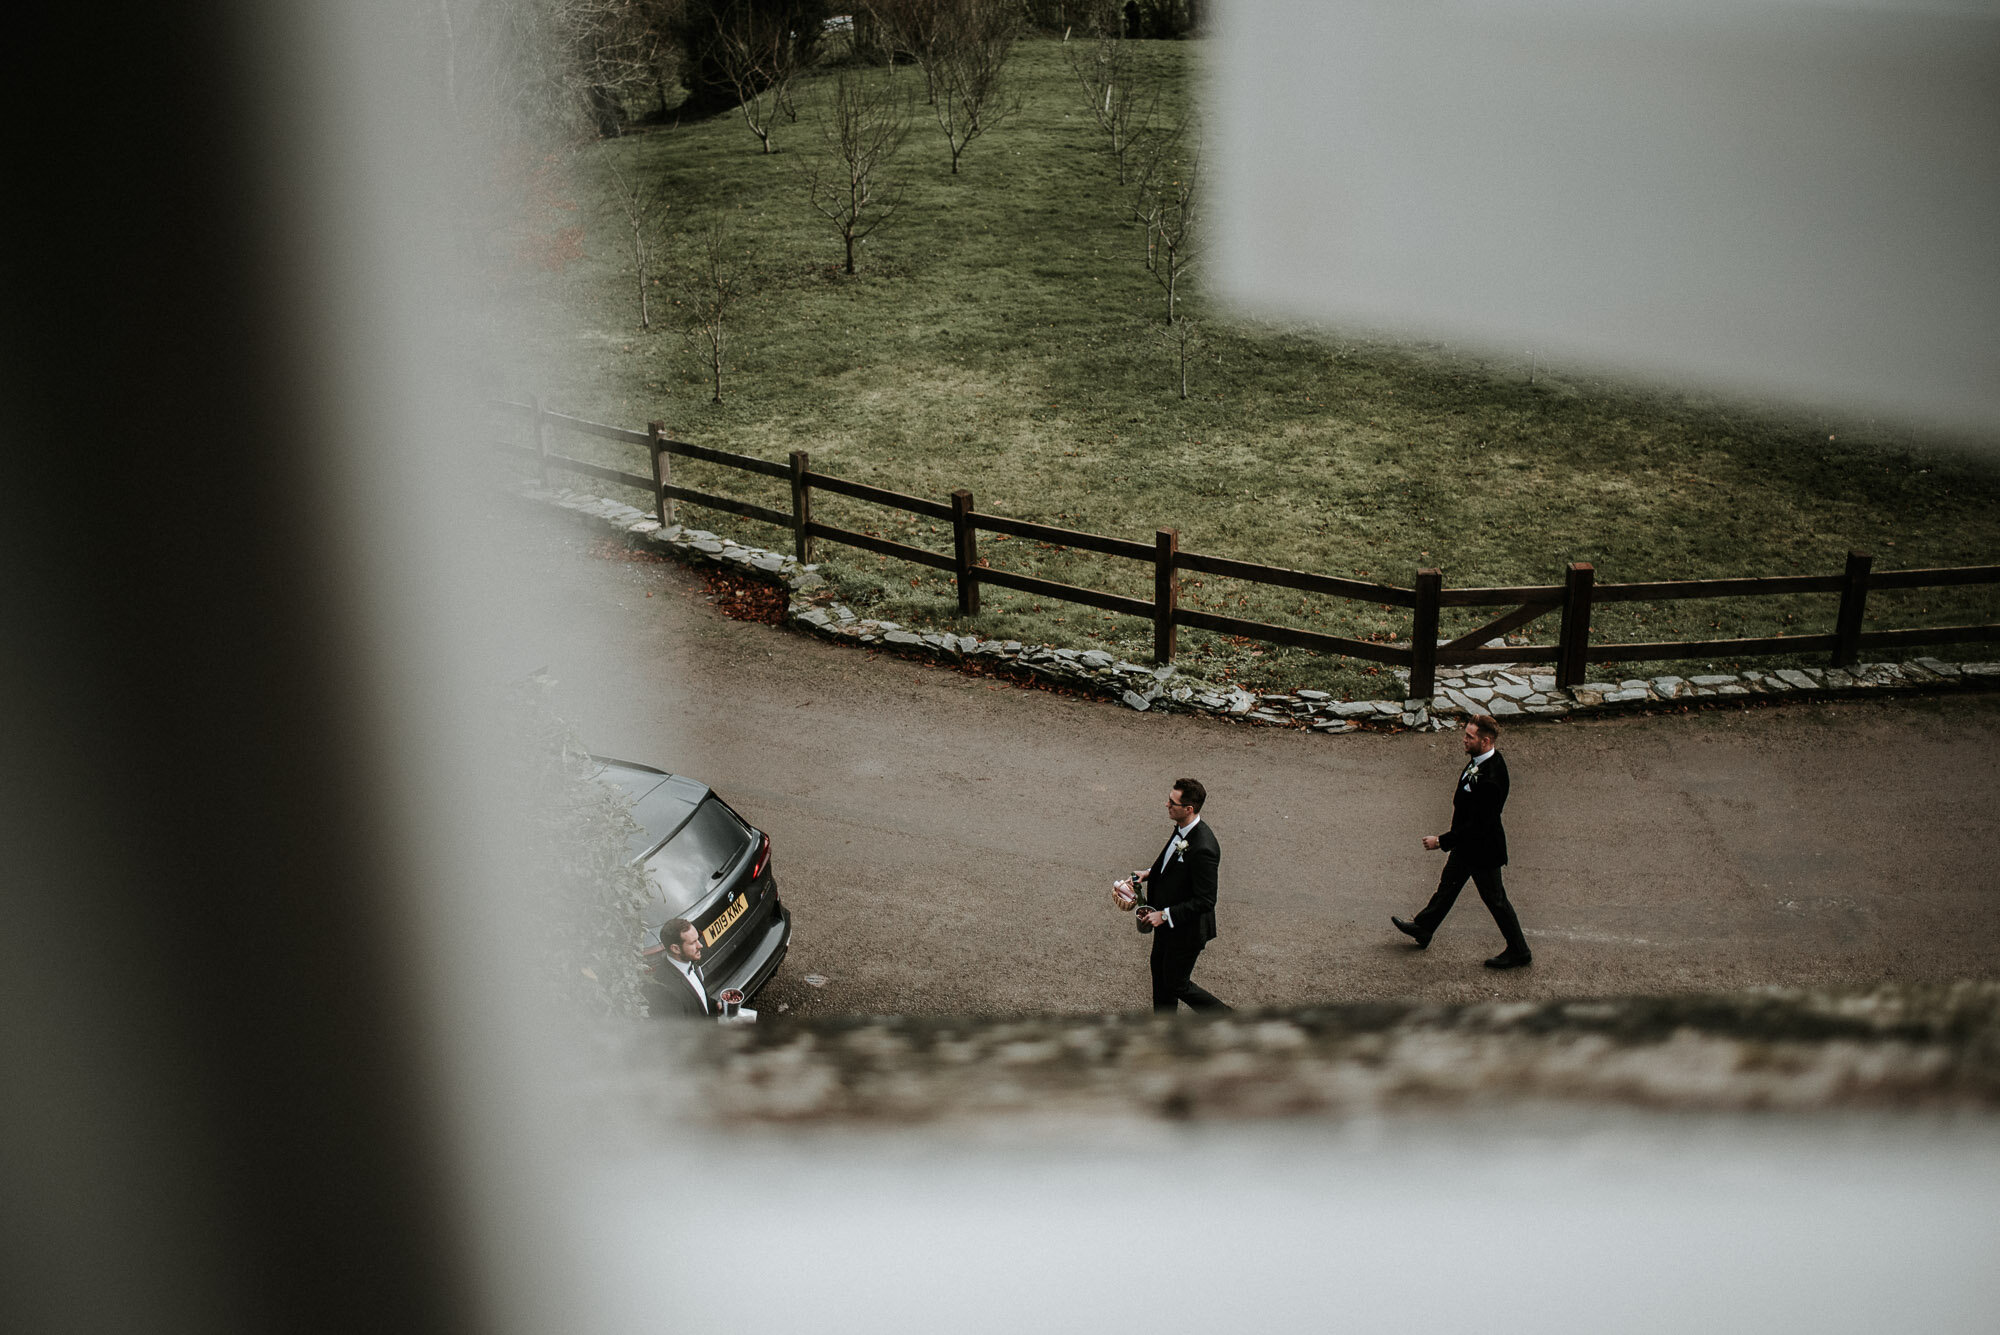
left=499, top=400, right=2000, bottom=699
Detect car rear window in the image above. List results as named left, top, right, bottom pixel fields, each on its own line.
left=625, top=782, right=701, bottom=857
left=639, top=798, right=752, bottom=917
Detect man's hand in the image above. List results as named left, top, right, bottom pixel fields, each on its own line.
left=1141, top=909, right=1166, bottom=928
left=1422, top=835, right=1441, bottom=851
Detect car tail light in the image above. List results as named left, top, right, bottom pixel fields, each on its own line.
left=750, top=832, right=771, bottom=882
left=640, top=941, right=665, bottom=972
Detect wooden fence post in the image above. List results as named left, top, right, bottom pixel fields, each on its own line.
left=788, top=450, right=812, bottom=562
left=1154, top=528, right=1179, bottom=665
left=1557, top=562, right=1595, bottom=688
left=951, top=489, right=979, bottom=616
left=532, top=394, right=550, bottom=488
left=1833, top=550, right=1873, bottom=667
left=1410, top=568, right=1442, bottom=700
left=648, top=420, right=676, bottom=525
left=647, top=421, right=671, bottom=528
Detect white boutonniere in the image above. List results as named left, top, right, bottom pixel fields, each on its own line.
left=1169, top=832, right=1189, bottom=862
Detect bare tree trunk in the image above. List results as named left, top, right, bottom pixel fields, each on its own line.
left=741, top=100, right=774, bottom=152
left=636, top=233, right=651, bottom=327
left=1159, top=313, right=1201, bottom=400
left=709, top=315, right=724, bottom=400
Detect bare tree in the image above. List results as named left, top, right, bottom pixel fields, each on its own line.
left=861, top=0, right=950, bottom=104
left=1160, top=313, right=1202, bottom=400
left=669, top=0, right=830, bottom=116
left=797, top=70, right=912, bottom=274
left=604, top=159, right=672, bottom=327
left=422, top=0, right=668, bottom=289
left=676, top=218, right=744, bottom=402
left=929, top=0, right=1022, bottom=174
left=1063, top=29, right=1159, bottom=184
left=844, top=6, right=898, bottom=67
left=453, top=0, right=673, bottom=143
left=1133, top=115, right=1200, bottom=321
left=706, top=0, right=820, bottom=153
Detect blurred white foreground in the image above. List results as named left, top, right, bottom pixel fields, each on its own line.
left=580, top=1116, right=2000, bottom=1333
left=1213, top=1, right=2000, bottom=436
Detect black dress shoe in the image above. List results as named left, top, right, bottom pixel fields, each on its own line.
left=1391, top=916, right=1432, bottom=948
left=1483, top=950, right=1533, bottom=969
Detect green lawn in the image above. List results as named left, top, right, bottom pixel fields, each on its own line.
left=489, top=38, right=2000, bottom=696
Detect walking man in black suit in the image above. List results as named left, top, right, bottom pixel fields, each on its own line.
left=1115, top=779, right=1231, bottom=1012
left=1393, top=714, right=1534, bottom=969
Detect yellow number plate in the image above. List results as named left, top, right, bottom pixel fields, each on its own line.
left=703, top=894, right=748, bottom=947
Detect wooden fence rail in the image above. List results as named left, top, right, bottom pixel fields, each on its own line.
left=493, top=400, right=2000, bottom=700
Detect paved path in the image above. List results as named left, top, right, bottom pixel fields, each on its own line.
left=477, top=503, right=2000, bottom=1018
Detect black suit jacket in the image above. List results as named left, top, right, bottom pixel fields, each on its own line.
left=1437, top=750, right=1509, bottom=867
left=1147, top=819, right=1220, bottom=944
left=646, top=962, right=713, bottom=1019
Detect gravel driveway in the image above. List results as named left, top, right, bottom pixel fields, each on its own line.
left=475, top=501, right=2000, bottom=1019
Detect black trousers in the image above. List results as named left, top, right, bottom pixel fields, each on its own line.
left=1150, top=932, right=1230, bottom=1013
left=1415, top=856, right=1530, bottom=955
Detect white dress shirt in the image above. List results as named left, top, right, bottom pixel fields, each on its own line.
left=665, top=954, right=708, bottom=1012
left=1154, top=814, right=1202, bottom=929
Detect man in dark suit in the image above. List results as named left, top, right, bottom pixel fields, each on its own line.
left=1393, top=714, right=1534, bottom=969
left=645, top=917, right=715, bottom=1018
left=1115, top=779, right=1231, bottom=1012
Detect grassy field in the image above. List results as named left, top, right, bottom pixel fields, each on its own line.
left=487, top=38, right=2000, bottom=696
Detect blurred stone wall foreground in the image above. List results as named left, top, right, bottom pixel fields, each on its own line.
left=588, top=982, right=2000, bottom=1128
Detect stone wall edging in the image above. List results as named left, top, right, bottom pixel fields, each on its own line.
left=524, top=485, right=2000, bottom=733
